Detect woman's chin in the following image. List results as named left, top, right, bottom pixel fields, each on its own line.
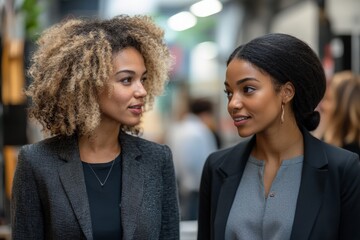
left=237, top=130, right=254, bottom=138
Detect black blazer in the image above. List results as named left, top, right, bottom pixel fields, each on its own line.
left=198, top=129, right=360, bottom=240
left=12, top=132, right=179, bottom=240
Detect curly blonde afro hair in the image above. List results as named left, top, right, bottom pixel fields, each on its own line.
left=26, top=15, right=173, bottom=137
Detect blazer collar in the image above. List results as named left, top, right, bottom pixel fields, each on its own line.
left=218, top=136, right=255, bottom=178
left=58, top=135, right=93, bottom=240
left=214, top=136, right=255, bottom=239
left=290, top=128, right=328, bottom=240
left=217, top=128, right=328, bottom=174
left=118, top=132, right=144, bottom=240
left=214, top=128, right=329, bottom=240
left=302, top=127, right=328, bottom=168
left=57, top=132, right=145, bottom=240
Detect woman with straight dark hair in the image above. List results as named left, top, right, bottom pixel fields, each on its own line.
left=198, top=33, right=360, bottom=240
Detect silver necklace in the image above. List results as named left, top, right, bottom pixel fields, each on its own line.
left=87, top=158, right=116, bottom=187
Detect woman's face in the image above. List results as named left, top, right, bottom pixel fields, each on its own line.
left=98, top=47, right=147, bottom=127
left=225, top=59, right=283, bottom=137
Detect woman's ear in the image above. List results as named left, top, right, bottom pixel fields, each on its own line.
left=281, top=82, right=295, bottom=103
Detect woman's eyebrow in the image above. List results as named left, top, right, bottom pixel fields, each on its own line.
left=224, top=77, right=259, bottom=86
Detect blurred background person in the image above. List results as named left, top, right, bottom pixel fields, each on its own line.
left=189, top=98, right=222, bottom=149
left=320, top=71, right=360, bottom=156
left=167, top=97, right=218, bottom=221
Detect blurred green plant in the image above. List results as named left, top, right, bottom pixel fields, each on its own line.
left=20, top=0, right=42, bottom=40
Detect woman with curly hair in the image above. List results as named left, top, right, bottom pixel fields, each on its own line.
left=11, top=15, right=179, bottom=240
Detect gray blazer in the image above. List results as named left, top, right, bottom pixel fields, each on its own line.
left=11, top=131, right=180, bottom=240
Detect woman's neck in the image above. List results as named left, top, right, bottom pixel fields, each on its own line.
left=252, top=121, right=304, bottom=164
left=78, top=123, right=121, bottom=163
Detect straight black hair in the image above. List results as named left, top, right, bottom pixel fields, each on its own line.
left=227, top=33, right=326, bottom=131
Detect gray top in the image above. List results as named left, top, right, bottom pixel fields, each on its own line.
left=225, top=155, right=303, bottom=240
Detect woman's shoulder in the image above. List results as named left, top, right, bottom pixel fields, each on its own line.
left=19, top=135, right=74, bottom=158
left=343, top=142, right=360, bottom=157
left=123, top=133, right=166, bottom=147
left=319, top=140, right=360, bottom=169
left=16, top=135, right=75, bottom=171
left=121, top=133, right=171, bottom=156
left=121, top=133, right=174, bottom=172
left=321, top=139, right=357, bottom=157
left=206, top=138, right=252, bottom=167
left=304, top=130, right=359, bottom=167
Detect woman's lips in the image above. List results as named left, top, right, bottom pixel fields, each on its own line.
left=233, top=116, right=250, bottom=127
left=128, top=104, right=143, bottom=115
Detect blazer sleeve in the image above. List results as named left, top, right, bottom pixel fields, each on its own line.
left=339, top=152, right=360, bottom=239
left=159, top=145, right=180, bottom=240
left=11, top=146, right=45, bottom=240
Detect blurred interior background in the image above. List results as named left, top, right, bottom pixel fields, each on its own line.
left=0, top=0, right=359, bottom=238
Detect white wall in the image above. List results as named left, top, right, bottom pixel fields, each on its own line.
left=270, top=0, right=319, bottom=53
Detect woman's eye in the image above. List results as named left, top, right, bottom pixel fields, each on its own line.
left=120, top=78, right=132, bottom=84
left=140, top=77, right=147, bottom=83
left=224, top=89, right=233, bottom=98
left=244, top=86, right=255, bottom=93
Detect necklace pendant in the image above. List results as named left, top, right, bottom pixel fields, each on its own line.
left=87, top=158, right=116, bottom=187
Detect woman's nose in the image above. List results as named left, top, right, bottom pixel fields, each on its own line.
left=228, top=94, right=243, bottom=113
left=134, top=81, right=147, bottom=98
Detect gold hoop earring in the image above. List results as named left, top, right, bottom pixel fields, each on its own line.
left=281, top=103, right=285, bottom=124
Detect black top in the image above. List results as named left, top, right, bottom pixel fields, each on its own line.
left=82, top=154, right=122, bottom=240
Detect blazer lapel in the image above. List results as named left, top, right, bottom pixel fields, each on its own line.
left=58, top=136, right=93, bottom=240
left=214, top=137, right=255, bottom=240
left=290, top=130, right=328, bottom=240
left=119, top=133, right=144, bottom=240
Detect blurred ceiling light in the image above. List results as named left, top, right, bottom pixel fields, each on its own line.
left=168, top=11, right=197, bottom=31
left=194, top=41, right=218, bottom=60
left=190, top=0, right=223, bottom=17
left=100, top=0, right=156, bottom=17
